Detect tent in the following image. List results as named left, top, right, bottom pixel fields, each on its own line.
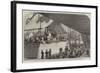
left=41, top=13, right=90, bottom=35
left=46, top=22, right=67, bottom=34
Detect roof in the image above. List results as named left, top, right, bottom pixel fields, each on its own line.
left=41, top=13, right=90, bottom=35
left=46, top=22, right=67, bottom=34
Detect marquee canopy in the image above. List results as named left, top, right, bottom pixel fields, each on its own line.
left=40, top=13, right=90, bottom=35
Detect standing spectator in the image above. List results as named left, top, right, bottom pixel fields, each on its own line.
left=64, top=46, right=68, bottom=58
left=45, top=50, right=49, bottom=59
left=48, top=49, right=51, bottom=58
left=59, top=48, right=64, bottom=58
left=41, top=50, right=44, bottom=59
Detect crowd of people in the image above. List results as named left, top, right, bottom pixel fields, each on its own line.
left=24, top=29, right=90, bottom=59
left=24, top=31, right=67, bottom=44
left=40, top=44, right=90, bottom=59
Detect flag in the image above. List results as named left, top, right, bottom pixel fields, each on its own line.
left=26, top=13, right=37, bottom=24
